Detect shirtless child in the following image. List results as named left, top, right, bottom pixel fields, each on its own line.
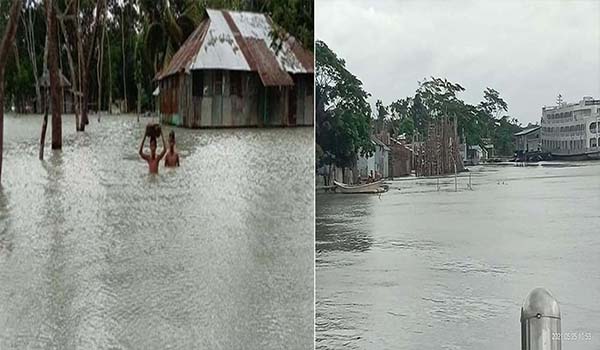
left=139, top=130, right=167, bottom=174
left=164, top=131, right=180, bottom=167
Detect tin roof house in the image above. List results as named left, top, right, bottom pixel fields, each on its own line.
left=155, top=9, right=314, bottom=128
left=357, top=136, right=391, bottom=179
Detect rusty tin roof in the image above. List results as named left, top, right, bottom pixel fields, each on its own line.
left=157, top=9, right=313, bottom=86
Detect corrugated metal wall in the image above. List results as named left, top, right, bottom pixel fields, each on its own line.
left=159, top=70, right=313, bottom=128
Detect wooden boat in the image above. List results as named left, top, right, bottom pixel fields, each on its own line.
left=333, top=180, right=386, bottom=194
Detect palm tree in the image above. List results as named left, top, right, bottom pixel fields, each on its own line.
left=141, top=0, right=203, bottom=74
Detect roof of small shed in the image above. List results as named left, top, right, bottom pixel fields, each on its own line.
left=156, top=9, right=314, bottom=87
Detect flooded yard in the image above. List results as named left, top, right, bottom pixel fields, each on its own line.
left=0, top=114, right=314, bottom=349
left=316, top=162, right=600, bottom=349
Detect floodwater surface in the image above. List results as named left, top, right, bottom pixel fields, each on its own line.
left=0, top=114, right=314, bottom=349
left=317, top=162, right=600, bottom=350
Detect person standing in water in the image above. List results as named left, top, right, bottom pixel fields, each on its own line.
left=139, top=130, right=167, bottom=174
left=164, top=130, right=180, bottom=167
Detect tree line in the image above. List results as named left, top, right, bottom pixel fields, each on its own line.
left=0, top=0, right=313, bottom=182
left=316, top=39, right=526, bottom=173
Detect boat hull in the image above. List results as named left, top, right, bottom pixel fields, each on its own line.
left=550, top=150, right=600, bottom=161
left=333, top=180, right=386, bottom=194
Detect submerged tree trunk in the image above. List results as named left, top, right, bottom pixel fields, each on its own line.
left=46, top=0, right=62, bottom=149
left=39, top=91, right=49, bottom=160
left=0, top=0, right=22, bottom=182
left=76, top=0, right=84, bottom=130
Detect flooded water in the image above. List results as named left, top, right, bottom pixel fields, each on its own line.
left=0, top=114, right=314, bottom=349
left=316, top=163, right=600, bottom=349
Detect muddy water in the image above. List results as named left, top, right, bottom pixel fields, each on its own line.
left=0, top=114, right=314, bottom=349
left=317, top=163, right=600, bottom=349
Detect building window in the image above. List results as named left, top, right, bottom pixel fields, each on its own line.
left=590, top=138, right=597, bottom=148
left=230, top=71, right=242, bottom=96
left=590, top=122, right=597, bottom=133
left=192, top=70, right=203, bottom=97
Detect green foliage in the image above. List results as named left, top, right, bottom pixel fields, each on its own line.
left=374, top=99, right=387, bottom=133
left=4, top=0, right=312, bottom=114
left=266, top=0, right=313, bottom=51
left=379, top=77, right=522, bottom=156
left=316, top=40, right=373, bottom=169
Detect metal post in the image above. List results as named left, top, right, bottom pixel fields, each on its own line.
left=521, top=288, right=561, bottom=350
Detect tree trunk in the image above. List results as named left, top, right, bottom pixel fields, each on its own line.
left=76, top=0, right=84, bottom=130
left=0, top=0, right=22, bottom=182
left=22, top=8, right=42, bottom=113
left=32, top=26, right=42, bottom=113
left=58, top=11, right=80, bottom=131
left=46, top=0, right=62, bottom=150
left=79, top=0, right=104, bottom=131
left=107, top=27, right=112, bottom=114
left=121, top=7, right=127, bottom=113
left=137, top=82, right=141, bottom=115
left=97, top=19, right=106, bottom=115
left=39, top=91, right=49, bottom=160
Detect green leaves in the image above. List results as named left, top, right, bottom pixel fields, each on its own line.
left=374, top=77, right=521, bottom=156
left=316, top=40, right=373, bottom=168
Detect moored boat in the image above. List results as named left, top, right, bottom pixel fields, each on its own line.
left=333, top=180, right=387, bottom=194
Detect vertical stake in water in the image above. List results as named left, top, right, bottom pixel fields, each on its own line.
left=454, top=163, right=457, bottom=192
left=469, top=172, right=472, bottom=190
left=521, top=288, right=561, bottom=350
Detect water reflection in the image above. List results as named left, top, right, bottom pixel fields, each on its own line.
left=316, top=194, right=376, bottom=254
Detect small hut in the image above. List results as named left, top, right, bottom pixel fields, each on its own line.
left=155, top=9, right=314, bottom=128
left=40, top=70, right=75, bottom=113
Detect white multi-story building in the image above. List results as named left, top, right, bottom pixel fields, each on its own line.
left=540, top=96, right=600, bottom=159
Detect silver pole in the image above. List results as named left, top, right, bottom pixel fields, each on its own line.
left=521, top=288, right=561, bottom=350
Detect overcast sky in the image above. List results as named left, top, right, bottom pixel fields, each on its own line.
left=316, top=0, right=600, bottom=125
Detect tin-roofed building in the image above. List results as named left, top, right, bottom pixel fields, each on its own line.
left=515, top=126, right=541, bottom=153
left=156, top=9, right=314, bottom=128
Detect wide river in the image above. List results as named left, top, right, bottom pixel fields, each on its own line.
left=0, top=114, right=314, bottom=350
left=317, top=162, right=600, bottom=349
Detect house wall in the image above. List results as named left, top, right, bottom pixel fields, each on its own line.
left=159, top=70, right=314, bottom=128
left=357, top=155, right=376, bottom=178
left=390, top=144, right=412, bottom=177
left=516, top=131, right=541, bottom=152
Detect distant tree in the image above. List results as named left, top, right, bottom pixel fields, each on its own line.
left=316, top=40, right=374, bottom=172
left=409, top=93, right=428, bottom=135
left=382, top=78, right=523, bottom=156
left=492, top=116, right=522, bottom=156
left=478, top=87, right=508, bottom=119
left=374, top=99, right=388, bottom=134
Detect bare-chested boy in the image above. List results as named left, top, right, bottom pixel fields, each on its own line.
left=164, top=131, right=180, bottom=167
left=139, top=131, right=167, bottom=174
